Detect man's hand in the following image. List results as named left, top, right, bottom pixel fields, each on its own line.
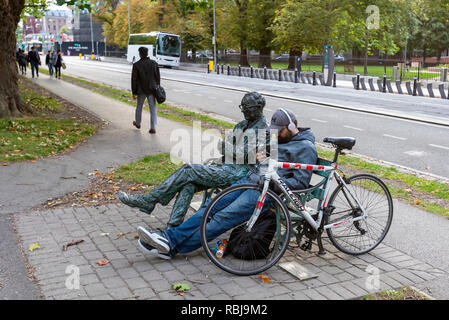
left=133, top=95, right=137, bottom=100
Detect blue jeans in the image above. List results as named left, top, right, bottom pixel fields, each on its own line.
left=164, top=178, right=274, bottom=256
left=48, top=63, right=54, bottom=76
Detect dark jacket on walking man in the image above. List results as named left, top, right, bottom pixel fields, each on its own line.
left=16, top=48, right=28, bottom=75
left=54, top=50, right=63, bottom=79
left=131, top=47, right=161, bottom=134
left=27, top=47, right=41, bottom=78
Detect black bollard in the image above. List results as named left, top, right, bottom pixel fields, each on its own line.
left=264, top=67, right=267, bottom=80
left=217, top=64, right=219, bottom=75
left=227, top=65, right=230, bottom=76
left=413, top=76, right=417, bottom=96
left=333, top=71, right=337, bottom=88
left=251, top=66, right=254, bottom=78
left=383, top=74, right=387, bottom=93
left=221, top=64, right=224, bottom=74
left=294, top=68, right=298, bottom=83
left=313, top=70, right=317, bottom=85
left=279, top=69, right=282, bottom=81
left=356, top=73, right=360, bottom=90
left=238, top=65, right=241, bottom=77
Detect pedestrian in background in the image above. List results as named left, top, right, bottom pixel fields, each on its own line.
left=54, top=50, right=63, bottom=79
left=131, top=46, right=160, bottom=134
left=17, top=48, right=28, bottom=75
left=27, top=46, right=41, bottom=78
left=45, top=50, right=56, bottom=78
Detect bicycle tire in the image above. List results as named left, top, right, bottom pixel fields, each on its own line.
left=200, top=184, right=291, bottom=276
left=325, top=174, right=393, bottom=255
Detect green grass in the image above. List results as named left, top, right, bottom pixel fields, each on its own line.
left=0, top=79, right=96, bottom=162
left=0, top=118, right=95, bottom=162
left=363, top=287, right=430, bottom=300
left=227, top=62, right=439, bottom=80
left=114, top=153, right=182, bottom=186
left=20, top=84, right=63, bottom=113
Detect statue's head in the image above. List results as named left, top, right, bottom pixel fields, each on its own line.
left=239, top=92, right=265, bottom=121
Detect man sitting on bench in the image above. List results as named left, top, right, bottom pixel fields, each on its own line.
left=136, top=109, right=318, bottom=259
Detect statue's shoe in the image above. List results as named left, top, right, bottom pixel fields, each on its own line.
left=117, top=191, right=155, bottom=214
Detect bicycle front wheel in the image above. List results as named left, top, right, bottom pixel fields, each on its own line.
left=325, top=174, right=393, bottom=255
left=200, top=184, right=291, bottom=276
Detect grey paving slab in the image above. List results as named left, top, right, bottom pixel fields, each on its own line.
left=14, top=203, right=449, bottom=300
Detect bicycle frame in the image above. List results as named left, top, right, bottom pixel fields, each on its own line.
left=246, top=158, right=369, bottom=233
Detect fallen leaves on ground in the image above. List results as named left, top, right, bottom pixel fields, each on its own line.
left=259, top=274, right=271, bottom=283
left=28, top=243, right=41, bottom=252
left=172, top=283, right=191, bottom=296
left=96, top=259, right=109, bottom=266
left=34, top=168, right=148, bottom=210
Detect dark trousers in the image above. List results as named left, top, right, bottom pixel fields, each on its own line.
left=20, top=64, right=26, bottom=75
left=55, top=66, right=61, bottom=79
left=30, top=62, right=39, bottom=77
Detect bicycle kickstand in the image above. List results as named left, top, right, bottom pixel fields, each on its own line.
left=317, top=235, right=327, bottom=256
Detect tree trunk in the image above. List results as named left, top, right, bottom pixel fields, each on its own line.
left=422, top=46, right=427, bottom=68
left=239, top=43, right=249, bottom=67
left=0, top=0, right=27, bottom=118
left=288, top=48, right=302, bottom=70
left=258, top=47, right=271, bottom=69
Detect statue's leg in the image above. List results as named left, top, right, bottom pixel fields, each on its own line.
left=166, top=183, right=197, bottom=229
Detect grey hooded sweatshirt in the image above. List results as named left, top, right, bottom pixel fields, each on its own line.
left=249, top=127, right=317, bottom=191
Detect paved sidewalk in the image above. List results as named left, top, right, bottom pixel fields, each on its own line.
left=15, top=202, right=447, bottom=300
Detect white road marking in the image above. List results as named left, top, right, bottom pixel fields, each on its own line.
left=383, top=134, right=407, bottom=141
left=429, top=144, right=449, bottom=151
left=343, top=125, right=364, bottom=131
left=311, top=118, right=328, bottom=123
left=209, top=96, right=217, bottom=100
left=265, top=108, right=273, bottom=112
left=224, top=100, right=233, bottom=103
left=195, top=93, right=203, bottom=97
left=404, top=150, right=427, bottom=157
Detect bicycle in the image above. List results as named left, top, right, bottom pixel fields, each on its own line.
left=199, top=137, right=393, bottom=276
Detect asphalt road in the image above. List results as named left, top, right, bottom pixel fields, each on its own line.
left=63, top=57, right=449, bottom=179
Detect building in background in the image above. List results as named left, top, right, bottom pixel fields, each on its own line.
left=23, top=10, right=72, bottom=37
left=71, top=10, right=103, bottom=43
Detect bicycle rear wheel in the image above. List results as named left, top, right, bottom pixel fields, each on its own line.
left=200, top=184, right=291, bottom=276
left=325, top=174, right=393, bottom=255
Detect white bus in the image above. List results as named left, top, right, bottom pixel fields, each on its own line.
left=127, top=31, right=181, bottom=67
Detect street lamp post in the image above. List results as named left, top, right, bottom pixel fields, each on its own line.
left=90, top=12, right=94, bottom=55
left=213, top=0, right=217, bottom=68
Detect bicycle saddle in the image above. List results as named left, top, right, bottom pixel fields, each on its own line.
left=323, top=137, right=356, bottom=150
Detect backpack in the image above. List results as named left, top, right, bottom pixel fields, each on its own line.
left=226, top=211, right=276, bottom=260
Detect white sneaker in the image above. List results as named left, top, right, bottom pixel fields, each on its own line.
left=137, top=239, right=171, bottom=260
left=137, top=226, right=171, bottom=254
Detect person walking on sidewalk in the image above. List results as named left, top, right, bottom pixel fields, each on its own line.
left=17, top=48, right=28, bottom=75
left=27, top=47, right=41, bottom=78
left=45, top=50, right=56, bottom=78
left=131, top=46, right=160, bottom=134
left=54, top=50, right=64, bottom=79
